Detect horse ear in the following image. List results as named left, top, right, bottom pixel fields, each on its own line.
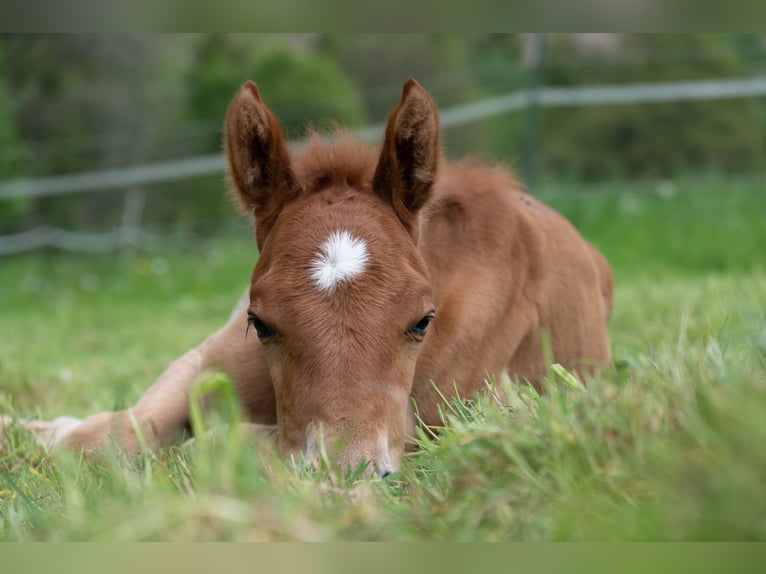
left=373, top=78, right=440, bottom=235
left=224, top=80, right=298, bottom=249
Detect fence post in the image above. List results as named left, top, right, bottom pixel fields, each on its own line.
left=521, top=33, right=547, bottom=187
left=119, top=187, right=146, bottom=250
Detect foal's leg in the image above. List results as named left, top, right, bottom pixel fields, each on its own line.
left=59, top=289, right=272, bottom=453
left=2, top=290, right=276, bottom=454
left=58, top=338, right=215, bottom=453
left=0, top=335, right=217, bottom=454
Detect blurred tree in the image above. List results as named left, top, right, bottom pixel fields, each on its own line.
left=467, top=34, right=527, bottom=93
left=0, top=34, right=194, bottom=228
left=321, top=34, right=489, bottom=156
left=322, top=34, right=471, bottom=116
left=164, top=34, right=369, bottom=230
left=1, top=34, right=192, bottom=175
left=0, top=44, right=30, bottom=232
left=0, top=46, right=20, bottom=177
left=187, top=34, right=366, bottom=150
left=185, top=33, right=262, bottom=150
left=536, top=34, right=766, bottom=181
left=250, top=45, right=365, bottom=137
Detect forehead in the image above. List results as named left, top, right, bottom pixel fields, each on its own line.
left=252, top=189, right=429, bottom=304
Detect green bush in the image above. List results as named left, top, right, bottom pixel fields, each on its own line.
left=176, top=35, right=369, bottom=224
left=0, top=46, right=30, bottom=231
left=0, top=35, right=193, bottom=232
left=187, top=35, right=366, bottom=149
left=537, top=34, right=766, bottom=181
left=249, top=46, right=365, bottom=137
left=459, top=34, right=766, bottom=182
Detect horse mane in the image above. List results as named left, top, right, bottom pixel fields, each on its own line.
left=293, top=129, right=378, bottom=193
left=292, top=130, right=526, bottom=223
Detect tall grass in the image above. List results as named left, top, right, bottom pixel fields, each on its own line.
left=1, top=181, right=764, bottom=540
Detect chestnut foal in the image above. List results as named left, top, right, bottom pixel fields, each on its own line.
left=1, top=79, right=612, bottom=477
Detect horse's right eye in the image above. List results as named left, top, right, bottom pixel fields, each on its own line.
left=247, top=312, right=277, bottom=341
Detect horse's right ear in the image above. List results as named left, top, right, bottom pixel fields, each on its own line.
left=224, top=80, right=298, bottom=249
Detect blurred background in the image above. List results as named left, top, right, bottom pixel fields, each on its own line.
left=0, top=33, right=764, bottom=255
left=2, top=35, right=766, bottom=542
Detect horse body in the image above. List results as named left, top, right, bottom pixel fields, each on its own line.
left=1, top=79, right=612, bottom=477
left=413, top=161, right=612, bottom=425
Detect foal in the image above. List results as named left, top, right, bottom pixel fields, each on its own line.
left=1, top=79, right=612, bottom=477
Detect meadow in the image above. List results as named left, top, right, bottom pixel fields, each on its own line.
left=0, top=177, right=765, bottom=541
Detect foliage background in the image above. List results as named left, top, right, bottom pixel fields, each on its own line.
left=1, top=33, right=765, bottom=233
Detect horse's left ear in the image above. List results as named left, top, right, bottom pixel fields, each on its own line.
left=373, top=78, right=440, bottom=236
left=224, top=80, right=299, bottom=250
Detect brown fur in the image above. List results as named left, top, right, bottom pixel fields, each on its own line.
left=1, top=79, right=612, bottom=477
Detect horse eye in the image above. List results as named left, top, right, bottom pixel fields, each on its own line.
left=247, top=312, right=277, bottom=341
left=407, top=311, right=435, bottom=340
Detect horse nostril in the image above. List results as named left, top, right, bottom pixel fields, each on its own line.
left=380, top=469, right=393, bottom=479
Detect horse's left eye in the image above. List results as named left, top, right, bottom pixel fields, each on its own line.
left=407, top=311, right=435, bottom=340
left=247, top=312, right=277, bottom=341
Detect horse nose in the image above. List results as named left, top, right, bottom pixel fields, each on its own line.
left=377, top=467, right=394, bottom=479
left=373, top=431, right=396, bottom=479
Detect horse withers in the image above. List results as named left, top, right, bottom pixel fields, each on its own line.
left=1, top=78, right=613, bottom=478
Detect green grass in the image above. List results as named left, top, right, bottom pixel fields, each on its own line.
left=1, top=181, right=765, bottom=540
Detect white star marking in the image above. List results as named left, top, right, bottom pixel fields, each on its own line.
left=310, top=230, right=369, bottom=292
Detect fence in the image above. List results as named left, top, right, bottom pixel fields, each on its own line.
left=1, top=76, right=766, bottom=255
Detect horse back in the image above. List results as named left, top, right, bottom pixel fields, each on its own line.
left=412, top=160, right=612, bottom=421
